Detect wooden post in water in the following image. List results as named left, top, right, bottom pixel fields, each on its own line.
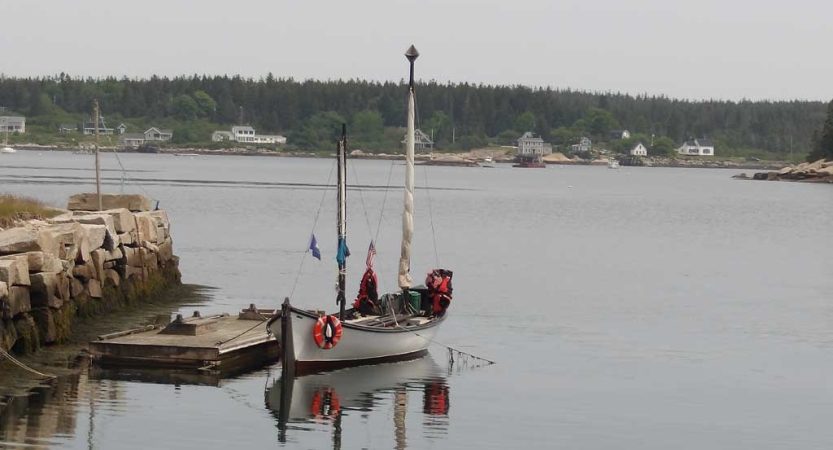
left=93, top=100, right=102, bottom=211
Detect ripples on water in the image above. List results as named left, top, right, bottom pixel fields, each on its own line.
left=1, top=151, right=832, bottom=449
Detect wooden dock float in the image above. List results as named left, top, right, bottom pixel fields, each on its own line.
left=89, top=305, right=279, bottom=373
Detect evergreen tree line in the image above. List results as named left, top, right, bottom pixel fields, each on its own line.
left=0, top=73, right=828, bottom=155
left=808, top=100, right=833, bottom=161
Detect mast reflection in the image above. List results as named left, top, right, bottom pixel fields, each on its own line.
left=266, top=354, right=450, bottom=449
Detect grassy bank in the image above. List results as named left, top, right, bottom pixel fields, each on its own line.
left=0, top=195, right=63, bottom=228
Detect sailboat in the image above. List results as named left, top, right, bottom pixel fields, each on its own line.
left=1, top=118, right=17, bottom=153
left=268, top=45, right=452, bottom=376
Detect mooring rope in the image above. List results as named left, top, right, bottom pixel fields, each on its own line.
left=0, top=347, right=55, bottom=379
left=382, top=295, right=494, bottom=367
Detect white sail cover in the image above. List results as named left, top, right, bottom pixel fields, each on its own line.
left=398, top=90, right=415, bottom=289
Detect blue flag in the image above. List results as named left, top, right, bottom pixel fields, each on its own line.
left=309, top=234, right=321, bottom=260
left=336, top=238, right=349, bottom=267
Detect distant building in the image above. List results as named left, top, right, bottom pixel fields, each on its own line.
left=58, top=123, right=77, bottom=134
left=83, top=117, right=113, bottom=135
left=116, top=123, right=127, bottom=135
left=212, top=131, right=233, bottom=142
left=211, top=126, right=286, bottom=144
left=629, top=142, right=648, bottom=156
left=677, top=138, right=714, bottom=156
left=144, top=127, right=173, bottom=142
left=517, top=131, right=552, bottom=156
left=571, top=137, right=592, bottom=153
left=0, top=116, right=26, bottom=134
left=610, top=129, right=631, bottom=140
left=121, top=133, right=146, bottom=149
left=0, top=107, right=7, bottom=114
left=401, top=129, right=434, bottom=152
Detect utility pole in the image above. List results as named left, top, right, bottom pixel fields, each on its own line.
left=93, top=100, right=102, bottom=211
left=452, top=127, right=455, bottom=143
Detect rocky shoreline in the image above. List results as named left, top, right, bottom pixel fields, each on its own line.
left=732, top=159, right=833, bottom=183
left=0, top=194, right=181, bottom=355
left=12, top=144, right=789, bottom=170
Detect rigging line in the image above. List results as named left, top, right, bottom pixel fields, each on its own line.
left=374, top=160, right=396, bottom=244
left=0, top=347, right=55, bottom=379
left=389, top=322, right=495, bottom=366
left=288, top=158, right=337, bottom=301
left=214, top=319, right=268, bottom=347
left=349, top=162, right=375, bottom=246
left=109, top=148, right=158, bottom=203
left=348, top=161, right=390, bottom=293
left=423, top=166, right=440, bottom=268
left=370, top=160, right=396, bottom=293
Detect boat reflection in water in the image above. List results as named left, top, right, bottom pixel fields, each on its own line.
left=266, top=354, right=450, bottom=449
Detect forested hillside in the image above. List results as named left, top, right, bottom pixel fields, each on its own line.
left=0, top=73, right=827, bottom=156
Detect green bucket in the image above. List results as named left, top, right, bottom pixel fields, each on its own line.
left=407, top=291, right=422, bottom=312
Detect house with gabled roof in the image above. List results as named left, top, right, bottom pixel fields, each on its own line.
left=121, top=133, right=146, bottom=148
left=677, top=138, right=714, bottom=156
left=629, top=142, right=648, bottom=156
left=402, top=129, right=434, bottom=151
left=144, top=127, right=173, bottom=142
left=516, top=131, right=552, bottom=156
left=571, top=137, right=592, bottom=154
left=0, top=116, right=26, bottom=134
left=211, top=126, right=286, bottom=144
left=83, top=117, right=113, bottom=135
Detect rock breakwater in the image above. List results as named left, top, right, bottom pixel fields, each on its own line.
left=0, top=194, right=180, bottom=354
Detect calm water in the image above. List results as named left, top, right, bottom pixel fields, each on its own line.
left=1, top=151, right=832, bottom=449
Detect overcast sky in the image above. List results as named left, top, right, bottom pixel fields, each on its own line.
left=2, top=0, right=831, bottom=101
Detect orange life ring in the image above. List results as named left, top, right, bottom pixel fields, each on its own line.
left=311, top=388, right=341, bottom=419
left=313, top=315, right=343, bottom=349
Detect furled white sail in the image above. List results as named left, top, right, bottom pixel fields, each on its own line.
left=398, top=89, right=415, bottom=289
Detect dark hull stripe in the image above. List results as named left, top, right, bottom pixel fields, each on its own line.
left=293, top=349, right=429, bottom=375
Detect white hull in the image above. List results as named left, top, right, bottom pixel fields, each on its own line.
left=280, top=307, right=442, bottom=371
left=1, top=146, right=16, bottom=154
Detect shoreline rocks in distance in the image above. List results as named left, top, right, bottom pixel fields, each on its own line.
left=734, top=159, right=833, bottom=183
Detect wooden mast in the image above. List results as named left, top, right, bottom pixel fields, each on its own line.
left=336, top=124, right=348, bottom=320
left=93, top=100, right=102, bottom=211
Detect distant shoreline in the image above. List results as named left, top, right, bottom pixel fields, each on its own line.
left=10, top=144, right=787, bottom=170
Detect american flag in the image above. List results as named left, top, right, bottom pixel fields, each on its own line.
left=366, top=240, right=376, bottom=268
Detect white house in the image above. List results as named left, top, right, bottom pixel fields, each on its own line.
left=629, top=142, right=648, bottom=156
left=401, top=129, right=434, bottom=151
left=677, top=138, right=715, bottom=156
left=83, top=117, right=113, bottom=135
left=0, top=116, right=26, bottom=134
left=254, top=134, right=287, bottom=144
left=571, top=137, right=592, bottom=153
left=517, top=131, right=552, bottom=156
left=211, top=131, right=233, bottom=142
left=212, top=126, right=286, bottom=144
left=232, top=125, right=256, bottom=142
left=116, top=123, right=127, bottom=135
left=121, top=133, right=146, bottom=149
left=144, top=127, right=173, bottom=142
